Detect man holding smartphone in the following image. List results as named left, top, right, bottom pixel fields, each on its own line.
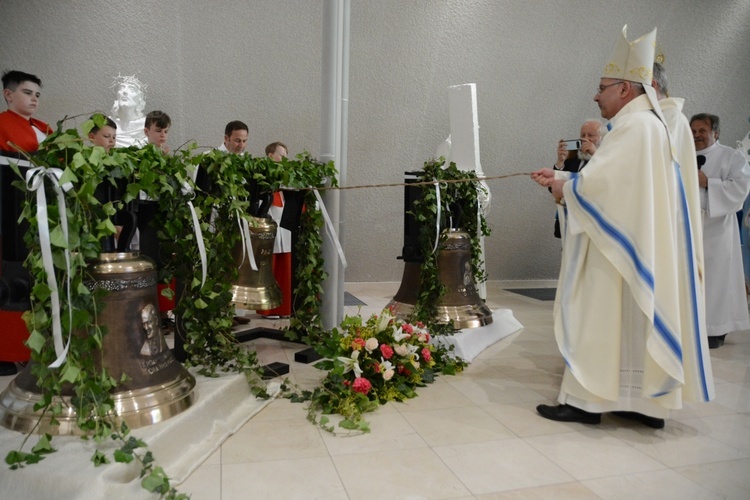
left=551, top=120, right=605, bottom=237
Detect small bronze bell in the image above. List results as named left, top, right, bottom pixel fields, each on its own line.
left=388, top=228, right=492, bottom=329
left=231, top=216, right=282, bottom=310
left=0, top=252, right=196, bottom=435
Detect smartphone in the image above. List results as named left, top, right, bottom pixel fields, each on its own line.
left=563, top=139, right=582, bottom=151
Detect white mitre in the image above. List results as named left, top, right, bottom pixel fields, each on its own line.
left=603, top=24, right=669, bottom=133
left=603, top=24, right=656, bottom=85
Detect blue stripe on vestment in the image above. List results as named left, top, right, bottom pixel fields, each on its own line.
left=569, top=175, right=683, bottom=362
left=674, top=161, right=711, bottom=401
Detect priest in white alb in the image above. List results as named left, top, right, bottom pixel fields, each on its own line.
left=689, top=112, right=750, bottom=348
left=531, top=25, right=714, bottom=428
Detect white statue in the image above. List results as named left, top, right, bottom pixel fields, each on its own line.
left=110, top=75, right=147, bottom=147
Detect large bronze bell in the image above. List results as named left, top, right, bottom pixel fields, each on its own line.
left=0, top=252, right=196, bottom=435
left=388, top=228, right=493, bottom=329
left=231, top=215, right=282, bottom=310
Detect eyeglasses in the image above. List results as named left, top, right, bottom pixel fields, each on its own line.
left=596, top=81, right=625, bottom=94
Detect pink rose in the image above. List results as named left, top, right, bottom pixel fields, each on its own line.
left=383, top=369, right=395, bottom=381
left=352, top=377, right=372, bottom=394
left=373, top=361, right=381, bottom=373
left=380, top=344, right=394, bottom=359
left=421, top=347, right=432, bottom=363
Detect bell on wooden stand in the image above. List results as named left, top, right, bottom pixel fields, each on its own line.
left=0, top=252, right=197, bottom=435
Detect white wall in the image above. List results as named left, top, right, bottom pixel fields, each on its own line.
left=2, top=0, right=749, bottom=282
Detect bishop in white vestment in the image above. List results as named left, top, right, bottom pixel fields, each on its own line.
left=532, top=26, right=714, bottom=427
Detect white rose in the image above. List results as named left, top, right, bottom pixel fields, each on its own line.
left=383, top=369, right=395, bottom=381
left=394, top=344, right=409, bottom=357
left=365, top=337, right=379, bottom=352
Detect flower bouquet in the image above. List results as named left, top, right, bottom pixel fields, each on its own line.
left=295, top=308, right=466, bottom=433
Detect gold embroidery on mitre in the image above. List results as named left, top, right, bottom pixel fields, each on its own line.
left=629, top=66, right=653, bottom=80
left=603, top=63, right=622, bottom=75
left=655, top=43, right=665, bottom=64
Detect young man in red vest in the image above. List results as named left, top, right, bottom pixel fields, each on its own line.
left=0, top=70, right=54, bottom=375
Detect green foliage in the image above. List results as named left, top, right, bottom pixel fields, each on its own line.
left=2, top=115, right=336, bottom=498
left=284, top=154, right=337, bottom=344
left=410, top=159, right=490, bottom=332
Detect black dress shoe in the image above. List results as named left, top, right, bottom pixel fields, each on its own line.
left=612, top=411, right=665, bottom=429
left=708, top=335, right=726, bottom=349
left=536, top=403, right=601, bottom=424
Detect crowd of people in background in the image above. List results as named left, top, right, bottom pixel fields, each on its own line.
left=0, top=69, right=295, bottom=375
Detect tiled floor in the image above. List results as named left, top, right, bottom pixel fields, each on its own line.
left=179, top=283, right=750, bottom=500
left=177, top=281, right=750, bottom=499
left=4, top=281, right=749, bottom=499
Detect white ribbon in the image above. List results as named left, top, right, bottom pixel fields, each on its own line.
left=235, top=210, right=258, bottom=271
left=180, top=181, right=207, bottom=288
left=25, top=167, right=74, bottom=369
left=313, top=189, right=347, bottom=268
left=187, top=201, right=207, bottom=287
left=432, top=182, right=442, bottom=255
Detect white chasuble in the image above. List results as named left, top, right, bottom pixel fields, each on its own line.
left=555, top=95, right=714, bottom=415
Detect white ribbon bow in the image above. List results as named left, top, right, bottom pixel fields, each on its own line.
left=25, top=167, right=74, bottom=368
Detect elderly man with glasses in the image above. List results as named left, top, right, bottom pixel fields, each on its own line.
left=531, top=26, right=714, bottom=429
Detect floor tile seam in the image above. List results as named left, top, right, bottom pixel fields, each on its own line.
left=321, top=430, right=433, bottom=458
left=427, top=443, right=492, bottom=497
left=402, top=409, right=521, bottom=445
left=478, top=480, right=596, bottom=498
left=521, top=430, right=671, bottom=480
left=220, top=451, right=335, bottom=467
left=596, top=426, right=727, bottom=468
left=431, top=438, right=580, bottom=492
left=301, top=453, right=352, bottom=500
left=579, top=465, right=717, bottom=496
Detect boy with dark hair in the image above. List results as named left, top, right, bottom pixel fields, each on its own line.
left=0, top=70, right=53, bottom=154
left=88, top=114, right=118, bottom=152
left=143, top=110, right=170, bottom=153
left=0, top=70, right=54, bottom=375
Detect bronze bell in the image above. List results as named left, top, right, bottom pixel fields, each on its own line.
left=388, top=228, right=493, bottom=329
left=231, top=215, right=282, bottom=310
left=0, top=252, right=196, bottom=435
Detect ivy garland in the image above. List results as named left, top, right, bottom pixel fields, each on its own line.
left=409, top=158, right=491, bottom=335
left=2, top=115, right=335, bottom=498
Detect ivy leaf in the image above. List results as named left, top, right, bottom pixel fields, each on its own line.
left=50, top=225, right=69, bottom=249
left=339, top=419, right=359, bottom=430
left=141, top=466, right=170, bottom=493
left=25, top=330, right=47, bottom=354
left=194, top=298, right=208, bottom=309
left=31, top=434, right=56, bottom=455
left=60, top=363, right=80, bottom=384
left=91, top=450, right=109, bottom=467
left=59, top=166, right=78, bottom=186
left=114, top=449, right=134, bottom=463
